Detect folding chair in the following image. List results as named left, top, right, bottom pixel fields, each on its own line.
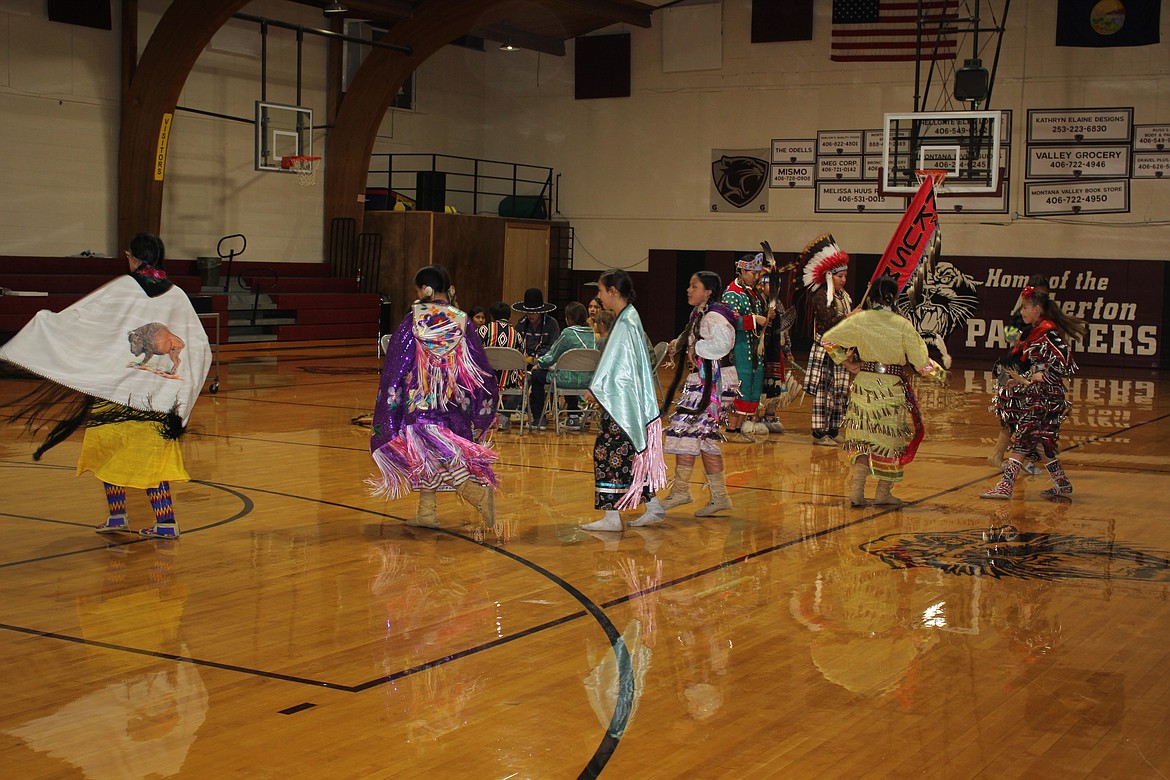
left=541, top=348, right=602, bottom=435
left=483, top=346, right=530, bottom=434
left=651, top=341, right=670, bottom=402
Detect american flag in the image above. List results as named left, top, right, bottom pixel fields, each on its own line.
left=831, top=0, right=958, bottom=63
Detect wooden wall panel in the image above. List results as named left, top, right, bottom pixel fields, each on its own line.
left=502, top=223, right=550, bottom=313
left=361, top=212, right=541, bottom=327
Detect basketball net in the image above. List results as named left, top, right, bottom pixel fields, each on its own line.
left=281, top=155, right=321, bottom=187
left=914, top=169, right=948, bottom=191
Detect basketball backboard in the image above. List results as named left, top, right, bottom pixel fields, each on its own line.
left=880, top=110, right=1003, bottom=195
left=255, top=101, right=312, bottom=172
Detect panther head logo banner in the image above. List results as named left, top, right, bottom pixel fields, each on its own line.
left=711, top=150, right=769, bottom=212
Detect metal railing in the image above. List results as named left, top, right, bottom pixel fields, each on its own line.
left=240, top=268, right=278, bottom=325
left=367, top=153, right=554, bottom=217
left=328, top=218, right=381, bottom=294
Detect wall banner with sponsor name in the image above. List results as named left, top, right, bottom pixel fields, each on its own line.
left=947, top=256, right=1164, bottom=369
left=771, top=139, right=816, bottom=163
left=1027, top=108, right=1133, bottom=143
left=815, top=182, right=905, bottom=213
left=1024, top=179, right=1129, bottom=216
left=770, top=163, right=815, bottom=188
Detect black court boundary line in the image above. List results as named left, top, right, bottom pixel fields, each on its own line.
left=2, top=410, right=1168, bottom=777
left=0, top=469, right=255, bottom=569
left=597, top=409, right=1170, bottom=609
left=0, top=473, right=633, bottom=778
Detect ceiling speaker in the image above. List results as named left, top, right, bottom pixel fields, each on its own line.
left=954, top=59, right=989, bottom=102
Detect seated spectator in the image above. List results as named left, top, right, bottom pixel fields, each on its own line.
left=469, top=306, right=488, bottom=332
left=532, top=302, right=597, bottom=430
left=480, top=302, right=522, bottom=430
left=480, top=302, right=520, bottom=348
left=593, top=309, right=616, bottom=351
left=586, top=295, right=604, bottom=327
left=513, top=288, right=560, bottom=367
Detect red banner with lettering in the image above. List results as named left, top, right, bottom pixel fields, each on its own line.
left=870, top=177, right=940, bottom=293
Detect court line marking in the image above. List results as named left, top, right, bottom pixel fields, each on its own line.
left=1, top=408, right=1168, bottom=777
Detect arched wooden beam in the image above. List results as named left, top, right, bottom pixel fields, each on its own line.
left=117, top=0, right=249, bottom=249
left=325, top=0, right=520, bottom=235
left=553, top=0, right=653, bottom=28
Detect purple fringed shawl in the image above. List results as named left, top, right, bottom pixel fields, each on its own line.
left=369, top=303, right=499, bottom=498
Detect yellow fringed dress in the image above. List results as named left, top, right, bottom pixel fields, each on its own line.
left=821, top=308, right=936, bottom=481
left=76, top=404, right=190, bottom=489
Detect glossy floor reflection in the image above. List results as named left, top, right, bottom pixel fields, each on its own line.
left=1, top=348, right=1168, bottom=778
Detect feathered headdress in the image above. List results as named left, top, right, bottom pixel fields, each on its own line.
left=800, top=233, right=849, bottom=304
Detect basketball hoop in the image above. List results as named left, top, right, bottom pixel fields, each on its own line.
left=281, top=155, right=321, bottom=186
left=914, top=168, right=948, bottom=190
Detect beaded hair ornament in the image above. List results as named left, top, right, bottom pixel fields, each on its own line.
left=736, top=252, right=764, bottom=273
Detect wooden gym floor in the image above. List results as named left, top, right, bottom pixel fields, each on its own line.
left=1, top=346, right=1168, bottom=779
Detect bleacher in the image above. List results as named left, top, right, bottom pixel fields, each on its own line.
left=0, top=256, right=380, bottom=346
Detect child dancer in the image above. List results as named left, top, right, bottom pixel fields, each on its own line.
left=644, top=271, right=737, bottom=521
left=980, top=284, right=1086, bottom=501
left=370, top=265, right=499, bottom=527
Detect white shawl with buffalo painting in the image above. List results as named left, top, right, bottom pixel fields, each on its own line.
left=0, top=276, right=210, bottom=424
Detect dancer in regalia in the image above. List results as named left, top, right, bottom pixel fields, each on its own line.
left=980, top=284, right=1085, bottom=501
left=722, top=253, right=770, bottom=441
left=801, top=234, right=853, bottom=446
left=0, top=232, right=211, bottom=538
left=580, top=269, right=667, bottom=532
left=821, top=276, right=945, bottom=506
left=755, top=260, right=797, bottom=434
left=369, top=265, right=499, bottom=527
left=987, top=274, right=1050, bottom=469
left=642, top=271, right=738, bottom=521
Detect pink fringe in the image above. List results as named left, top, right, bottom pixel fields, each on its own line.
left=368, top=424, right=498, bottom=500
left=615, top=417, right=668, bottom=510
left=413, top=340, right=492, bottom=413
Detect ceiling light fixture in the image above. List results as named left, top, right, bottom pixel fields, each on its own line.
left=323, top=1, right=348, bottom=14
left=499, top=41, right=517, bottom=51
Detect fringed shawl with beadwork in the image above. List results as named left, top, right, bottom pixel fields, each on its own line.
left=369, top=302, right=498, bottom=498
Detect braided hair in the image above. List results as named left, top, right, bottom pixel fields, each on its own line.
left=661, top=271, right=723, bottom=416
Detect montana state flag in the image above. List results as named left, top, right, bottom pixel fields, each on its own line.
left=1056, top=0, right=1160, bottom=47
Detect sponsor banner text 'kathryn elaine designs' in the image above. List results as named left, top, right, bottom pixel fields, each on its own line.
left=947, top=257, right=1163, bottom=369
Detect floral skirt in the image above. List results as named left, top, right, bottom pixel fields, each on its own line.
left=594, top=412, right=652, bottom=510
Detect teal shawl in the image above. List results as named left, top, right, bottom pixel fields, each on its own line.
left=588, top=304, right=666, bottom=508
left=590, top=304, right=659, bottom=450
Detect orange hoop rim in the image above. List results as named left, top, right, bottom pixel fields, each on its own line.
left=280, top=155, right=321, bottom=170
left=914, top=168, right=948, bottom=187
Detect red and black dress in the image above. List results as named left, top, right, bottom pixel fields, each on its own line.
left=992, top=320, right=1076, bottom=461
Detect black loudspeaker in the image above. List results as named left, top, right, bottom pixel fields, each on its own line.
left=415, top=171, right=446, bottom=212
left=575, top=33, right=631, bottom=100
left=954, top=62, right=989, bottom=102
left=47, top=0, right=112, bottom=30
left=379, top=300, right=394, bottom=337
